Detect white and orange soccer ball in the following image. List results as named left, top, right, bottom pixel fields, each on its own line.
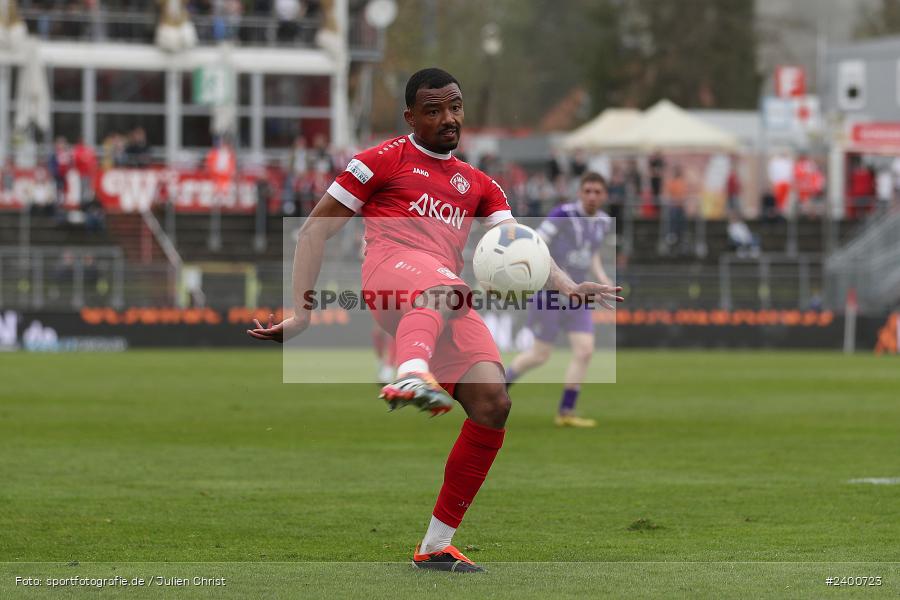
left=473, top=223, right=551, bottom=294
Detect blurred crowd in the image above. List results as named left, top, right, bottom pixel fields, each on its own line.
left=279, top=133, right=351, bottom=217
left=4, top=126, right=152, bottom=231
left=187, top=0, right=324, bottom=44
left=18, top=0, right=329, bottom=45
left=17, top=127, right=900, bottom=257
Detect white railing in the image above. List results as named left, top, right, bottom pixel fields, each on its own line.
left=140, top=209, right=184, bottom=307
left=825, top=208, right=900, bottom=314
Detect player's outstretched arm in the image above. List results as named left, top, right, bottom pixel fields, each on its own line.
left=548, top=258, right=623, bottom=311
left=247, top=193, right=354, bottom=343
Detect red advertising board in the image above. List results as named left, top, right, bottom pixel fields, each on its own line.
left=849, top=122, right=900, bottom=151
left=0, top=167, right=282, bottom=213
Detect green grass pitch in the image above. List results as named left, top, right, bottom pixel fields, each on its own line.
left=1, top=349, right=899, bottom=598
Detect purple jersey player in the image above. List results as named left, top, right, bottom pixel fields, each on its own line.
left=505, top=172, right=612, bottom=427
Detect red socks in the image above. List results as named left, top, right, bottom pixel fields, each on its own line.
left=396, top=310, right=506, bottom=528
left=433, top=419, right=506, bottom=528
left=394, top=307, right=444, bottom=370
left=372, top=327, right=389, bottom=360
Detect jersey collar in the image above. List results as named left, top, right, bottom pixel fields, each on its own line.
left=574, top=202, right=603, bottom=220
left=408, top=134, right=452, bottom=160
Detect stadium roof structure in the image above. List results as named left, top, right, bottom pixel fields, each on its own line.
left=580, top=100, right=740, bottom=152
left=561, top=108, right=642, bottom=151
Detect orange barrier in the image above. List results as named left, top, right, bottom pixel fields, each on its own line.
left=874, top=313, right=899, bottom=355
left=595, top=309, right=834, bottom=327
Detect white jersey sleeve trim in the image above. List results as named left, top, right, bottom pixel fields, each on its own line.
left=327, top=181, right=363, bottom=213
left=537, top=220, right=557, bottom=244
left=538, top=221, right=558, bottom=236
left=479, top=210, right=514, bottom=228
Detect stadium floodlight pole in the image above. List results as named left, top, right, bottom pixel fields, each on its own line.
left=0, top=66, right=8, bottom=165
left=359, top=0, right=397, bottom=140
left=478, top=24, right=502, bottom=127
left=329, top=0, right=351, bottom=149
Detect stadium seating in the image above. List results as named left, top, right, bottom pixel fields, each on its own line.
left=0, top=212, right=113, bottom=247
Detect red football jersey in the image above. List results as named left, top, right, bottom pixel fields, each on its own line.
left=328, top=134, right=512, bottom=275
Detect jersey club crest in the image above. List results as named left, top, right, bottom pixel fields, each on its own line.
left=450, top=173, right=470, bottom=195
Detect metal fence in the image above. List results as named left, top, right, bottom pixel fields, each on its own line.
left=825, top=207, right=900, bottom=314
left=719, top=254, right=822, bottom=311
left=0, top=246, right=125, bottom=310
left=0, top=250, right=834, bottom=313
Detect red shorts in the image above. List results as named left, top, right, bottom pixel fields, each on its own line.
left=362, top=250, right=502, bottom=396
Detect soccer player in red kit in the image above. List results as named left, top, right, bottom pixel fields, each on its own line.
left=248, top=68, right=622, bottom=572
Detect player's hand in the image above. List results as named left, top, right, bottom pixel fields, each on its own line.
left=568, top=281, right=624, bottom=310
left=246, top=313, right=308, bottom=343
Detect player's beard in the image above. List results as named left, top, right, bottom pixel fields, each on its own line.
left=436, top=127, right=461, bottom=152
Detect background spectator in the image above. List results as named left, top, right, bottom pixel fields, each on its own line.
left=847, top=157, right=875, bottom=219
left=72, top=137, right=98, bottom=204
left=767, top=151, right=793, bottom=216
left=760, top=186, right=779, bottom=223
left=525, top=171, right=555, bottom=217
left=125, top=127, right=151, bottom=167
left=607, top=162, right=626, bottom=222
left=101, top=133, right=127, bottom=169
left=282, top=135, right=309, bottom=215
left=726, top=157, right=741, bottom=213
left=48, top=137, right=72, bottom=212
left=546, top=148, right=569, bottom=186
left=727, top=210, right=760, bottom=258
left=206, top=136, right=237, bottom=199
left=664, top=164, right=688, bottom=253
left=648, top=150, right=665, bottom=210
left=794, top=153, right=824, bottom=218
left=308, top=132, right=333, bottom=174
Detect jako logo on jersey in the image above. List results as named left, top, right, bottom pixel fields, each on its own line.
left=408, top=193, right=468, bottom=230
left=436, top=267, right=459, bottom=280
left=346, top=159, right=373, bottom=184
left=450, top=173, right=470, bottom=195
left=413, top=168, right=430, bottom=178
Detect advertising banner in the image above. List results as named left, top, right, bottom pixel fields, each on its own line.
left=0, top=168, right=281, bottom=214
left=0, top=308, right=888, bottom=352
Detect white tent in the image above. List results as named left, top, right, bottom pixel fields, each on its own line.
left=603, top=99, right=739, bottom=151
left=561, top=108, right=642, bottom=151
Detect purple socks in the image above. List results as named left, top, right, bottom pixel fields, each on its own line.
left=559, top=388, right=579, bottom=413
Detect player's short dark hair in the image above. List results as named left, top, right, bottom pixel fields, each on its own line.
left=580, top=171, right=607, bottom=189
left=405, top=68, right=460, bottom=108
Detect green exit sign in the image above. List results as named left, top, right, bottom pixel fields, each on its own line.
left=192, top=66, right=234, bottom=106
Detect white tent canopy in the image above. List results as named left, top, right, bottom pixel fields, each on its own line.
left=565, top=100, right=739, bottom=152
left=561, top=108, right=641, bottom=151
left=609, top=99, right=738, bottom=151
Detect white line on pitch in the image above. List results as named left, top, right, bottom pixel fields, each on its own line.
left=848, top=477, right=900, bottom=485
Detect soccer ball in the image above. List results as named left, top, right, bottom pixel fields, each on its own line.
left=473, top=223, right=552, bottom=293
